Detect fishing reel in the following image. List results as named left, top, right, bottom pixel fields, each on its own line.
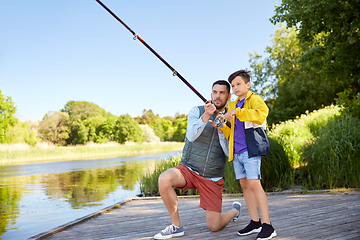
left=214, top=115, right=225, bottom=127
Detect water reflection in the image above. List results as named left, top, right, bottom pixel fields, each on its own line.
left=0, top=151, right=180, bottom=240
left=42, top=161, right=148, bottom=208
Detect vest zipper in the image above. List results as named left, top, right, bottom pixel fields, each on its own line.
left=202, top=127, right=216, bottom=176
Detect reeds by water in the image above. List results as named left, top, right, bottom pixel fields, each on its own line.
left=0, top=141, right=184, bottom=165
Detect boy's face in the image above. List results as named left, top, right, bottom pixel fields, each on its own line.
left=230, top=76, right=251, bottom=100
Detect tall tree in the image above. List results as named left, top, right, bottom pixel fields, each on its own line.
left=0, top=90, right=17, bottom=143
left=96, top=115, right=117, bottom=143
left=249, top=24, right=338, bottom=125
left=114, top=114, right=144, bottom=144
left=62, top=101, right=107, bottom=121
left=171, top=117, right=187, bottom=142
left=134, top=109, right=159, bottom=125
left=271, top=0, right=360, bottom=96
left=38, top=111, right=70, bottom=145
left=62, top=101, right=108, bottom=144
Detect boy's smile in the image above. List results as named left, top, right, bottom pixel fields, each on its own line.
left=230, top=76, right=251, bottom=100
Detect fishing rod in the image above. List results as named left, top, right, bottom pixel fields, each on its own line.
left=95, top=0, right=228, bottom=127
left=95, top=0, right=207, bottom=103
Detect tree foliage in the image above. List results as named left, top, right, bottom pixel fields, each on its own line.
left=249, top=24, right=349, bottom=126
left=134, top=109, right=159, bottom=125
left=0, top=90, right=18, bottom=143
left=62, top=101, right=107, bottom=121
left=114, top=114, right=144, bottom=144
left=170, top=117, right=187, bottom=142
left=271, top=0, right=360, bottom=96
left=152, top=118, right=174, bottom=141
left=38, top=111, right=70, bottom=145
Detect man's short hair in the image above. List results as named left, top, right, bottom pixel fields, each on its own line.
left=212, top=80, right=230, bottom=93
left=228, top=69, right=251, bottom=84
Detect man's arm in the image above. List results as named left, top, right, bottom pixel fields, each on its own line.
left=186, top=106, right=207, bottom=142
left=186, top=101, right=217, bottom=142
left=218, top=132, right=229, bottom=157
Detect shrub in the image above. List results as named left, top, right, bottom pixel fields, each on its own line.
left=268, top=105, right=341, bottom=167
left=303, top=112, right=360, bottom=189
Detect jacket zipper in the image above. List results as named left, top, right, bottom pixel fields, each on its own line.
left=202, top=127, right=216, bottom=176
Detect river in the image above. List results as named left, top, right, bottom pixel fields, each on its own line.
left=0, top=150, right=181, bottom=240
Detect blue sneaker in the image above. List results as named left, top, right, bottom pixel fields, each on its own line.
left=154, top=224, right=184, bottom=239
left=232, top=201, right=242, bottom=222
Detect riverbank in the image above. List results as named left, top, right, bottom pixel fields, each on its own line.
left=0, top=141, right=184, bottom=165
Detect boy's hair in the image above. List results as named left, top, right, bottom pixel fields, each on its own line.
left=212, top=80, right=230, bottom=93
left=228, top=69, right=251, bottom=84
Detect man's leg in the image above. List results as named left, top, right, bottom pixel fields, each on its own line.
left=158, top=167, right=186, bottom=227
left=205, top=208, right=239, bottom=232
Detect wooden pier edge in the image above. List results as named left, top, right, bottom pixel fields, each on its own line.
left=27, top=188, right=360, bottom=240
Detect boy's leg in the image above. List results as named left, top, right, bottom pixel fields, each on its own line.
left=158, top=167, right=187, bottom=227
left=205, top=208, right=239, bottom=232
left=247, top=179, right=270, bottom=224
left=240, top=178, right=260, bottom=221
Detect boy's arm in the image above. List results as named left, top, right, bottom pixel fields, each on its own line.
left=220, top=124, right=231, bottom=139
left=236, top=96, right=269, bottom=125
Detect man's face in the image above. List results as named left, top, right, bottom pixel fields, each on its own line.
left=211, top=84, right=231, bottom=110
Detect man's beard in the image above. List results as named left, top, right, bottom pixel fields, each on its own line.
left=213, top=99, right=226, bottom=110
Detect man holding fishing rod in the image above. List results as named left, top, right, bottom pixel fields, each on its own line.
left=94, top=1, right=240, bottom=238
left=154, top=80, right=241, bottom=239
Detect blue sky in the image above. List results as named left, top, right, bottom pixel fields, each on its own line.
left=0, top=0, right=281, bottom=121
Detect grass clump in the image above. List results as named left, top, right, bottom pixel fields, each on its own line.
left=268, top=105, right=341, bottom=167
left=139, top=155, right=198, bottom=197
left=302, top=112, right=360, bottom=189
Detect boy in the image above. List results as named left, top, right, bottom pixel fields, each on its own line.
left=220, top=70, right=276, bottom=240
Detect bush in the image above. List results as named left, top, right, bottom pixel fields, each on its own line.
left=268, top=105, right=341, bottom=167
left=139, top=124, right=160, bottom=143
left=114, top=114, right=144, bottom=144
left=261, top=137, right=291, bottom=191
left=303, top=112, right=360, bottom=189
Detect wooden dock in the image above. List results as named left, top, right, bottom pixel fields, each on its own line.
left=29, top=191, right=360, bottom=240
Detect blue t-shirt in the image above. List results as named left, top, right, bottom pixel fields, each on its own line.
left=234, top=98, right=247, bottom=154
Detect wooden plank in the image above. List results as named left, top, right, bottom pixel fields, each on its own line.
left=28, top=191, right=360, bottom=240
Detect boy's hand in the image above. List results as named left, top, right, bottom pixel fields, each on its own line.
left=221, top=109, right=236, bottom=121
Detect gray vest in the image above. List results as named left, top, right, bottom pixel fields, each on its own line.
left=180, top=106, right=226, bottom=178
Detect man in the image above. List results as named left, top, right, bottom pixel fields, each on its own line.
left=154, top=80, right=241, bottom=239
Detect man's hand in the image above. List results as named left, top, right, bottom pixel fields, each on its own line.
left=202, top=100, right=216, bottom=123
left=209, top=116, right=224, bottom=134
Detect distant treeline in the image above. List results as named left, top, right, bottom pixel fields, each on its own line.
left=0, top=96, right=187, bottom=146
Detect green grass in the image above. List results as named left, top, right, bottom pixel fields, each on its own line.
left=140, top=136, right=291, bottom=196
left=268, top=105, right=341, bottom=167
left=0, top=142, right=184, bottom=165
left=139, top=156, right=198, bottom=196
left=139, top=104, right=360, bottom=195
left=302, top=112, right=360, bottom=189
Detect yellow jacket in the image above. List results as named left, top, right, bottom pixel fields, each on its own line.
left=221, top=91, right=269, bottom=162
